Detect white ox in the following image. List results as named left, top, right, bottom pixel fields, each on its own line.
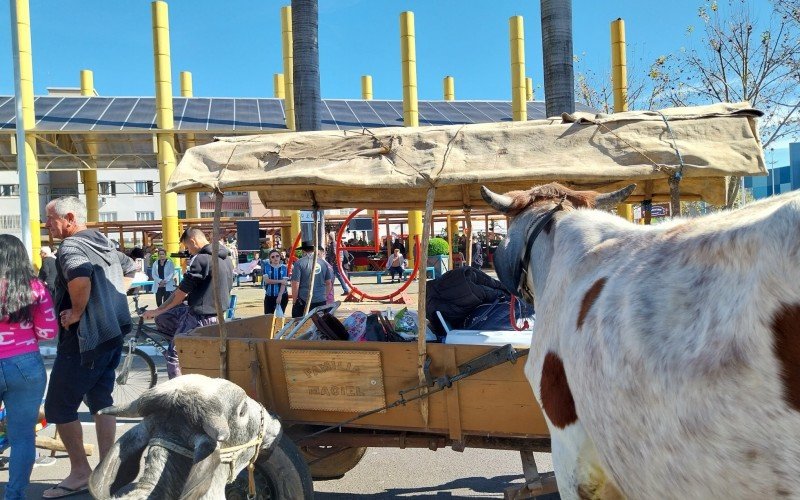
left=481, top=183, right=800, bottom=499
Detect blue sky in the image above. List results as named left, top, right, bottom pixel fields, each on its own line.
left=0, top=0, right=791, bottom=165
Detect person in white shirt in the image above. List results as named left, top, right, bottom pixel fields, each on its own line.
left=150, top=248, right=176, bottom=306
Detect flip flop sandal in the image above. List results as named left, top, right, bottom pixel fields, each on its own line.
left=42, top=484, right=89, bottom=498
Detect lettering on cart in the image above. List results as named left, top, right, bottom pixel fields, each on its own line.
left=303, top=361, right=362, bottom=379
left=308, top=385, right=366, bottom=397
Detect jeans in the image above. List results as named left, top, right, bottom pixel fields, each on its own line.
left=332, top=266, right=350, bottom=293
left=0, top=352, right=47, bottom=500
left=155, top=305, right=217, bottom=379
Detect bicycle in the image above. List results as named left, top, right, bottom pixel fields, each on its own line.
left=112, top=292, right=171, bottom=408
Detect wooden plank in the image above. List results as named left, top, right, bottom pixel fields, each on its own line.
left=36, top=436, right=94, bottom=456
left=281, top=350, right=386, bottom=412
left=443, top=346, right=463, bottom=442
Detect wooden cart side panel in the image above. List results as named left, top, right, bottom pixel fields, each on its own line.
left=176, top=334, right=549, bottom=438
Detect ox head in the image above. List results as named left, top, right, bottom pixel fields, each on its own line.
left=89, top=374, right=282, bottom=500
left=481, top=183, right=635, bottom=301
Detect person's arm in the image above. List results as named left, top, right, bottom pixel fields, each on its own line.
left=60, top=277, right=91, bottom=328
left=118, top=251, right=138, bottom=289
left=291, top=280, right=299, bottom=301
left=325, top=279, right=333, bottom=298
left=143, top=288, right=188, bottom=319
left=32, top=282, right=58, bottom=340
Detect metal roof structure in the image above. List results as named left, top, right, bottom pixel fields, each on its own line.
left=0, top=96, right=594, bottom=171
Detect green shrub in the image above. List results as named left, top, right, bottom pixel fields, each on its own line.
left=428, top=237, right=450, bottom=256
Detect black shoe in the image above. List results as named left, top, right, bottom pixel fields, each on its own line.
left=341, top=291, right=350, bottom=296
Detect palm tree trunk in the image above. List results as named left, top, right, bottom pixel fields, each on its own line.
left=292, top=0, right=321, bottom=132
left=540, top=0, right=575, bottom=117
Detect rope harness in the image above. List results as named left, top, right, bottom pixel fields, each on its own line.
left=148, top=404, right=272, bottom=500
left=515, top=195, right=568, bottom=302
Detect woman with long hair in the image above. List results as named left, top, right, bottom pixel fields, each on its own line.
left=0, top=234, right=57, bottom=499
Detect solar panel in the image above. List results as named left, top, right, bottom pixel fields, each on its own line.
left=125, top=98, right=157, bottom=130
left=418, top=101, right=452, bottom=126
left=62, top=97, right=114, bottom=131
left=36, top=97, right=88, bottom=130
left=325, top=100, right=361, bottom=130
left=92, top=98, right=139, bottom=131
left=208, top=98, right=235, bottom=130
left=365, top=101, right=404, bottom=128
left=469, top=101, right=510, bottom=122
left=177, top=98, right=211, bottom=131
left=319, top=100, right=338, bottom=130
left=348, top=100, right=386, bottom=128
left=256, top=99, right=286, bottom=130
left=0, top=97, right=16, bottom=129
left=233, top=99, right=262, bottom=131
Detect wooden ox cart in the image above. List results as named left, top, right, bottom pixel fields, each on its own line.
left=168, top=102, right=765, bottom=499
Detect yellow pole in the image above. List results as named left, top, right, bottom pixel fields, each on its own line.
left=401, top=11, right=423, bottom=268
left=12, top=0, right=41, bottom=267
left=152, top=1, right=179, bottom=259
left=361, top=75, right=373, bottom=100
left=509, top=16, right=527, bottom=121
left=526, top=76, right=534, bottom=101
left=273, top=73, right=285, bottom=99
left=443, top=75, right=455, bottom=101
left=79, top=70, right=99, bottom=223
left=180, top=71, right=200, bottom=219
left=611, top=18, right=628, bottom=113
left=611, top=18, right=633, bottom=221
left=281, top=6, right=295, bottom=131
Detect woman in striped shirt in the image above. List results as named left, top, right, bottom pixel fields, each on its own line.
left=262, top=250, right=289, bottom=315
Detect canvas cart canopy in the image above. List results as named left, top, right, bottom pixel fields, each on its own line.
left=168, top=102, right=766, bottom=207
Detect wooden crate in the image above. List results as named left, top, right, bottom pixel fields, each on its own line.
left=176, top=315, right=549, bottom=440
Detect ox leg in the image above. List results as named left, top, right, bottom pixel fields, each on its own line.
left=503, top=450, right=559, bottom=499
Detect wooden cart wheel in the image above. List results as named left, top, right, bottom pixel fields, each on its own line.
left=226, top=434, right=313, bottom=499
left=299, top=444, right=368, bottom=480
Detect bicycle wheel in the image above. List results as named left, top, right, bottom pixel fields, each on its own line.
left=112, top=348, right=156, bottom=408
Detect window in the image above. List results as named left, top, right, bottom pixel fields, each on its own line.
left=99, top=181, right=116, bottom=196
left=0, top=215, right=20, bottom=229
left=134, top=181, right=154, bottom=196
left=0, top=184, right=19, bottom=197
left=99, top=212, right=118, bottom=222
left=136, top=211, right=155, bottom=221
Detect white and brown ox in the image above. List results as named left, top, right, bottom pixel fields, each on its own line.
left=481, top=183, right=800, bottom=499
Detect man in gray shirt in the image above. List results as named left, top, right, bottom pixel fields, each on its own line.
left=291, top=241, right=332, bottom=317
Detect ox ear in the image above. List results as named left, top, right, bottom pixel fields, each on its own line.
left=481, top=186, right=516, bottom=213
left=594, top=184, right=636, bottom=210
left=89, top=423, right=150, bottom=498
left=179, top=434, right=221, bottom=500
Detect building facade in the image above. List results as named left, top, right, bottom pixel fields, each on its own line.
left=744, top=142, right=800, bottom=199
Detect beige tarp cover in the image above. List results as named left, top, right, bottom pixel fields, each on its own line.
left=168, top=102, right=766, bottom=208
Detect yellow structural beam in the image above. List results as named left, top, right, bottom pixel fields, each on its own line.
left=611, top=18, right=633, bottom=221
left=361, top=75, right=373, bottom=100
left=152, top=1, right=179, bottom=258
left=281, top=6, right=295, bottom=131
left=526, top=76, right=534, bottom=101
left=443, top=75, right=455, bottom=101
left=509, top=16, right=527, bottom=121
left=401, top=11, right=422, bottom=267
left=80, top=70, right=99, bottom=223
left=13, top=0, right=41, bottom=267
left=180, top=71, right=200, bottom=219
left=611, top=18, right=628, bottom=113
left=273, top=73, right=285, bottom=99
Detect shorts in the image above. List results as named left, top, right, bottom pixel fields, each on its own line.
left=44, top=346, right=122, bottom=424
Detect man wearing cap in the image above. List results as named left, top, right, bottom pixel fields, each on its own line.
left=291, top=241, right=333, bottom=317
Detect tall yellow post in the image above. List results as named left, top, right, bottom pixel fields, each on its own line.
left=611, top=18, right=633, bottom=221
left=79, top=70, right=99, bottom=223
left=361, top=75, right=373, bottom=100
left=509, top=16, right=527, bottom=121
left=443, top=76, right=455, bottom=101
left=526, top=76, right=534, bottom=101
left=11, top=0, right=41, bottom=267
left=401, top=11, right=422, bottom=267
left=273, top=73, right=285, bottom=99
left=611, top=18, right=628, bottom=113
left=180, top=71, right=200, bottom=219
left=281, top=6, right=295, bottom=131
left=152, top=1, right=179, bottom=258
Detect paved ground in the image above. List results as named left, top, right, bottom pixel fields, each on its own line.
left=2, top=272, right=556, bottom=498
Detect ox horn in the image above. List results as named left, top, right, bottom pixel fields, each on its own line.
left=98, top=399, right=141, bottom=418
left=595, top=184, right=636, bottom=209
left=481, top=186, right=515, bottom=213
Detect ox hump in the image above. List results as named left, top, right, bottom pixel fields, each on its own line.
left=772, top=303, right=800, bottom=412
left=540, top=352, right=579, bottom=429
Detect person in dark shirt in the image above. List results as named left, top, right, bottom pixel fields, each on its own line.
left=143, top=227, right=233, bottom=378
left=38, top=246, right=58, bottom=297
left=471, top=235, right=484, bottom=269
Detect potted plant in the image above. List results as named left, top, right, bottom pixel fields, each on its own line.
left=426, top=237, right=450, bottom=278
